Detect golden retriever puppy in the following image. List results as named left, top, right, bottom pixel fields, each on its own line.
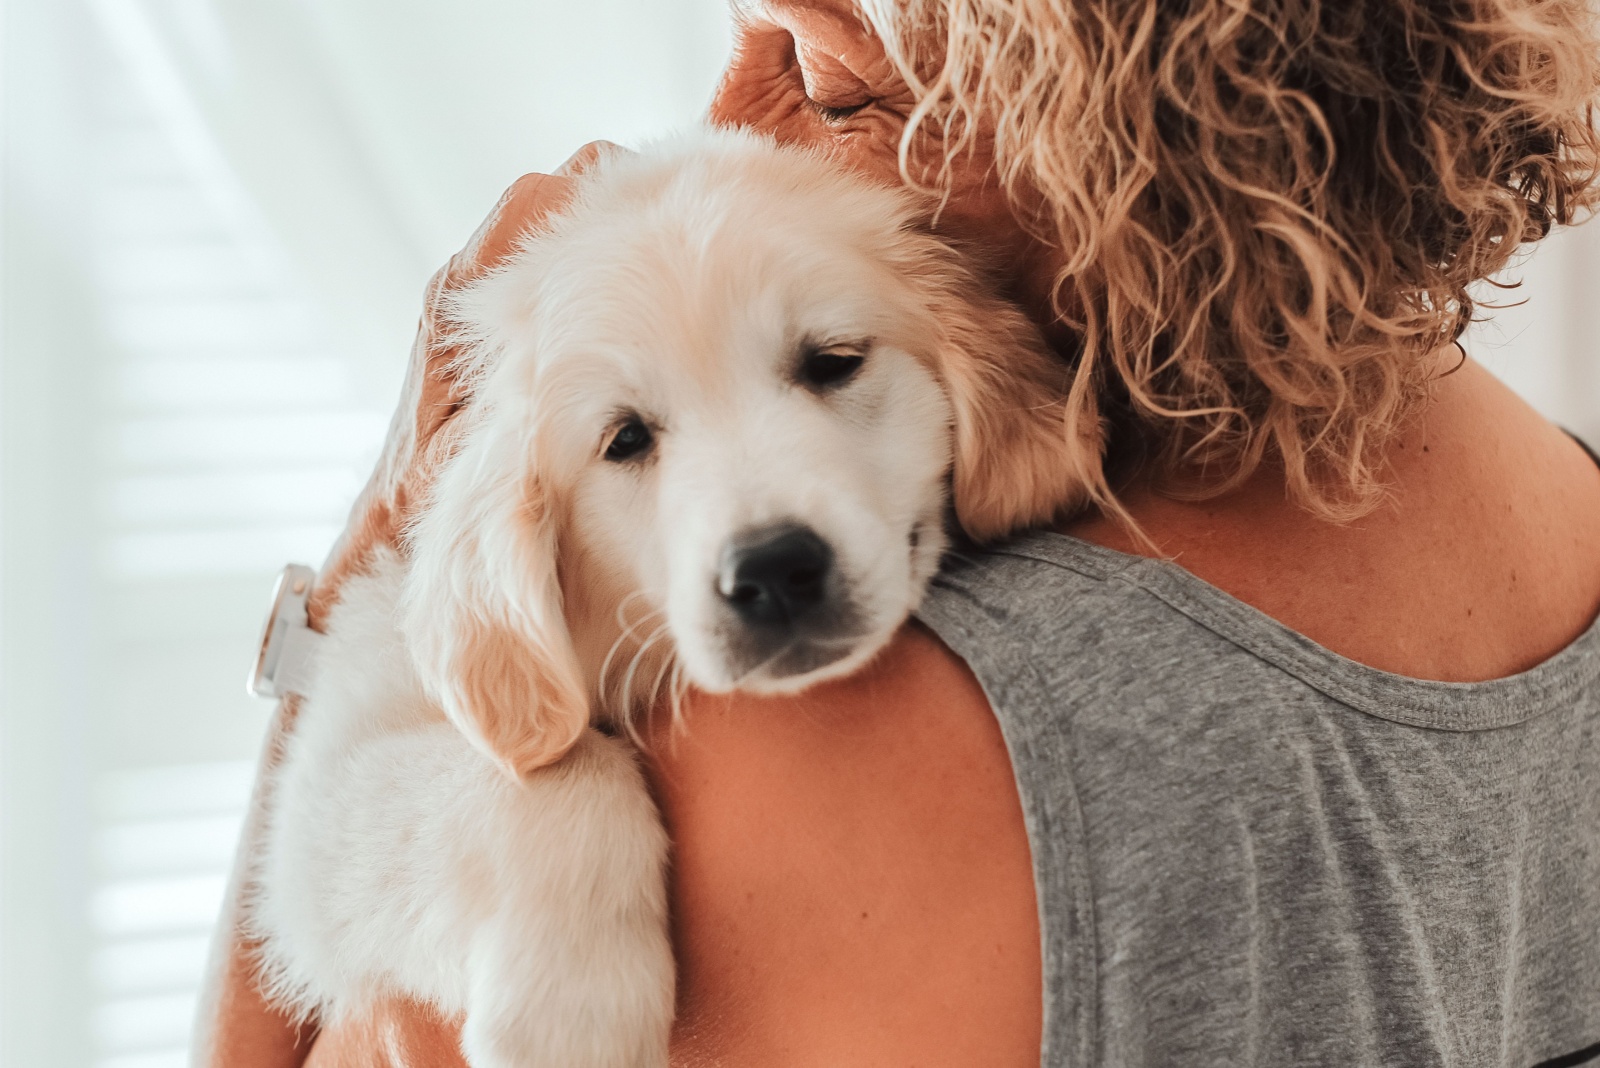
left=248, top=129, right=1097, bottom=1068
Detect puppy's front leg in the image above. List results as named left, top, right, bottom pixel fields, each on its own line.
left=460, top=730, right=674, bottom=1068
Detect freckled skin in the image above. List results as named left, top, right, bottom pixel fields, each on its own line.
left=199, top=2, right=1600, bottom=1065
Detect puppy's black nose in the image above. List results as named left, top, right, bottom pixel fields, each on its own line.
left=719, top=525, right=834, bottom=626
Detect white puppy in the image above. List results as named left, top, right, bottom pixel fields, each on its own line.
left=248, top=129, right=1097, bottom=1068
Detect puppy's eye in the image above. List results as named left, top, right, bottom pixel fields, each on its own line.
left=798, top=349, right=865, bottom=389
left=604, top=419, right=654, bottom=462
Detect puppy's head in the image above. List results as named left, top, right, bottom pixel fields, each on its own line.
left=404, top=131, right=1100, bottom=776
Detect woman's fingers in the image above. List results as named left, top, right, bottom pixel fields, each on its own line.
left=470, top=171, right=581, bottom=273
left=317, top=144, right=626, bottom=611
left=557, top=139, right=624, bottom=176
left=301, top=1001, right=468, bottom=1068
left=391, top=169, right=586, bottom=514
left=311, top=150, right=610, bottom=620
left=469, top=142, right=626, bottom=271
left=443, top=141, right=619, bottom=291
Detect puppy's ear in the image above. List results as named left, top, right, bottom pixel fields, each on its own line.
left=403, top=416, right=588, bottom=778
left=914, top=265, right=1106, bottom=542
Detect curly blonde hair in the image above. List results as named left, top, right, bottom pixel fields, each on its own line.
left=866, top=0, right=1600, bottom=517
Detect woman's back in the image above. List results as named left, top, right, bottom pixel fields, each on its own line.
left=923, top=527, right=1600, bottom=1066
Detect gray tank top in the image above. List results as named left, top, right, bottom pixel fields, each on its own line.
left=917, top=524, right=1600, bottom=1067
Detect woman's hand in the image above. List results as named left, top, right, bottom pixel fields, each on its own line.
left=307, top=146, right=609, bottom=627
left=708, top=0, right=1055, bottom=324
left=300, top=1005, right=469, bottom=1068
left=193, top=143, right=612, bottom=1068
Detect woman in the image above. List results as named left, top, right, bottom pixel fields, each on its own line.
left=198, top=0, right=1600, bottom=1064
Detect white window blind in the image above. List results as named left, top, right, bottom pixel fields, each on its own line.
left=84, top=6, right=385, bottom=1063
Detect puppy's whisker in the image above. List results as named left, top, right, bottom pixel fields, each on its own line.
left=622, top=647, right=682, bottom=750
left=643, top=644, right=677, bottom=716
left=598, top=599, right=665, bottom=708
left=666, top=659, right=691, bottom=743
left=618, top=621, right=673, bottom=723
left=612, top=589, right=652, bottom=634
left=725, top=628, right=874, bottom=691
left=812, top=633, right=868, bottom=648
left=616, top=622, right=666, bottom=713
left=728, top=638, right=804, bottom=689
left=939, top=546, right=983, bottom=569
left=620, top=625, right=674, bottom=735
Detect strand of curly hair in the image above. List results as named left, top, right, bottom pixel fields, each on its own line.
left=864, top=0, right=1600, bottom=519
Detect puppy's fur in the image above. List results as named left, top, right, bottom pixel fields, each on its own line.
left=249, top=130, right=1097, bottom=1068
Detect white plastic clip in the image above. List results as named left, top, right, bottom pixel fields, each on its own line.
left=247, top=563, right=324, bottom=699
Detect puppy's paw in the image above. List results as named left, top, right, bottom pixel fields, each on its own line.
left=461, top=939, right=673, bottom=1068
left=458, top=731, right=675, bottom=1068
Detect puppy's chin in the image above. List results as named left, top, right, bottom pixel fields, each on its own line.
left=690, top=621, right=904, bottom=696
left=672, top=520, right=949, bottom=697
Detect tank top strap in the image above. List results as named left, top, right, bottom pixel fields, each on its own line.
left=1569, top=428, right=1600, bottom=471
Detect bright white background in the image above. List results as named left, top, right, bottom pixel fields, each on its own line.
left=1, top=2, right=728, bottom=1064
left=0, top=2, right=1593, bottom=1065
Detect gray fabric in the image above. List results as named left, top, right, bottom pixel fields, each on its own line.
left=916, top=532, right=1600, bottom=1068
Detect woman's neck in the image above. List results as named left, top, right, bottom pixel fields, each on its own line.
left=1063, top=356, right=1600, bottom=682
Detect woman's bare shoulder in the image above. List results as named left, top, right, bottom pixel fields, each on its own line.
left=1067, top=357, right=1600, bottom=682
left=644, top=622, right=1041, bottom=1067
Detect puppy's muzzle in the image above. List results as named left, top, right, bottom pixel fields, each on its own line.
left=715, top=523, right=857, bottom=680
left=719, top=525, right=832, bottom=625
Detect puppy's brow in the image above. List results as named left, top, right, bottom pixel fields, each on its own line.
left=799, top=335, right=871, bottom=355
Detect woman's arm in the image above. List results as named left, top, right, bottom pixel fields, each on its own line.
left=295, top=620, right=1043, bottom=1068
left=649, top=621, right=1043, bottom=1067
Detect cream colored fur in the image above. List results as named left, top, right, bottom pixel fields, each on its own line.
left=248, top=129, right=1096, bottom=1068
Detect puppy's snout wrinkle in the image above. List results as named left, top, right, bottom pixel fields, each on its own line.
left=718, top=525, right=834, bottom=626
